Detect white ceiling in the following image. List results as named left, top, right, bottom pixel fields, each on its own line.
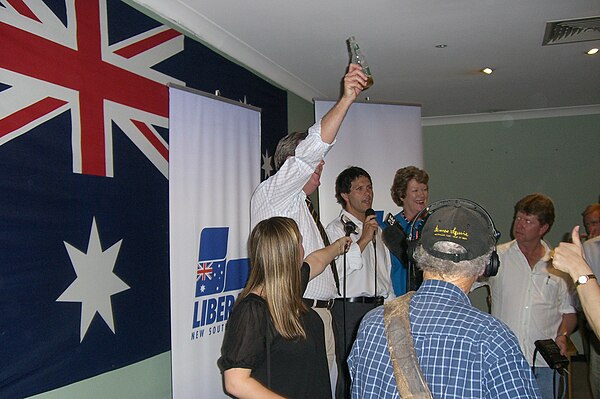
left=132, top=0, right=600, bottom=117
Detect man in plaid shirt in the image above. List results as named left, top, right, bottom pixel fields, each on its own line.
left=348, top=199, right=541, bottom=398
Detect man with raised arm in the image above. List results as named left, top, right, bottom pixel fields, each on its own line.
left=250, top=63, right=368, bottom=393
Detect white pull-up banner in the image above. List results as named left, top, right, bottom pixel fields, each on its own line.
left=169, top=86, right=261, bottom=398
left=314, top=100, right=422, bottom=224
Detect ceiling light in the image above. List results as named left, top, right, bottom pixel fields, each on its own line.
left=481, top=67, right=494, bottom=75
left=587, top=48, right=599, bottom=55
left=435, top=44, right=447, bottom=48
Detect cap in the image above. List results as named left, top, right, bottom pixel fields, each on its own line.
left=420, top=200, right=495, bottom=262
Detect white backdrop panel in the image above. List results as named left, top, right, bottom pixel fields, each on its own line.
left=315, top=101, right=422, bottom=224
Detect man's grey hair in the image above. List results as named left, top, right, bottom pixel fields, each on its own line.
left=273, top=131, right=308, bottom=171
left=413, top=241, right=491, bottom=279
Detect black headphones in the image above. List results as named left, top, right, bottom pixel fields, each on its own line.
left=407, top=198, right=501, bottom=277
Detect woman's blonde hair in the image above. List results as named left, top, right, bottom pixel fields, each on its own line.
left=240, top=217, right=308, bottom=340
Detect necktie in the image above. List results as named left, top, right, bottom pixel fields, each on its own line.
left=305, top=198, right=340, bottom=293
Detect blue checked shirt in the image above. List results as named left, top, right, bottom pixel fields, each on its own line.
left=348, top=279, right=541, bottom=398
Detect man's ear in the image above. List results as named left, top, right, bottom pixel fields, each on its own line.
left=340, top=192, right=349, bottom=208
left=540, top=223, right=550, bottom=236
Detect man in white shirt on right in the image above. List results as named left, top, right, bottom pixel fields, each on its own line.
left=483, top=193, right=576, bottom=399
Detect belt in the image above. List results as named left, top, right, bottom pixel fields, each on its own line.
left=303, top=298, right=334, bottom=310
left=335, top=296, right=385, bottom=306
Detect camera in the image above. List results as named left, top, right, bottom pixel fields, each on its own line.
left=534, top=339, right=569, bottom=370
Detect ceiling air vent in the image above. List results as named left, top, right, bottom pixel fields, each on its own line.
left=542, top=16, right=600, bottom=45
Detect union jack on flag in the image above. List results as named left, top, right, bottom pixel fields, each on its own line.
left=196, top=261, right=213, bottom=281
left=0, top=0, right=183, bottom=178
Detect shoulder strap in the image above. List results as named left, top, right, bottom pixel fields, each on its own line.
left=384, top=292, right=433, bottom=399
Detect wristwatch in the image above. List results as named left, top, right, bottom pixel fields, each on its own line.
left=575, top=274, right=597, bottom=287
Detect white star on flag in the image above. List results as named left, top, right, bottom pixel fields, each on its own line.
left=57, top=217, right=129, bottom=342
left=261, top=149, right=274, bottom=178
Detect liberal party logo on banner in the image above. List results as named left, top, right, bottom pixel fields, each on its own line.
left=191, top=227, right=250, bottom=339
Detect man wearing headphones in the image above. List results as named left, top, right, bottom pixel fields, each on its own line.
left=347, top=199, right=540, bottom=398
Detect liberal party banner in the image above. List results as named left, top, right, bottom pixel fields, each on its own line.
left=0, top=1, right=284, bottom=397
left=169, top=86, right=260, bottom=398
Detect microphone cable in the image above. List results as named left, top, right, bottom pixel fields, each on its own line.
left=341, top=215, right=357, bottom=360
left=366, top=208, right=377, bottom=301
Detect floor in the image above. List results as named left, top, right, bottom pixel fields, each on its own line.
left=571, top=358, right=593, bottom=398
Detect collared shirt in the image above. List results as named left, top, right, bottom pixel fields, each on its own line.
left=325, top=209, right=394, bottom=299
left=348, top=280, right=541, bottom=398
left=488, top=240, right=576, bottom=367
left=250, top=120, right=338, bottom=300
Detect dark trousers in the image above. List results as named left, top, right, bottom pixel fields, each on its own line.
left=331, top=300, right=380, bottom=399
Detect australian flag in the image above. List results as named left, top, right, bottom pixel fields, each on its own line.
left=0, top=0, right=285, bottom=397
left=196, top=227, right=228, bottom=297
left=195, top=227, right=250, bottom=298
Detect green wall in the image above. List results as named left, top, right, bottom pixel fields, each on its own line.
left=423, top=113, right=600, bottom=247
left=29, top=353, right=172, bottom=399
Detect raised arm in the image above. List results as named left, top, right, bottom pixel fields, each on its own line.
left=319, top=63, right=367, bottom=144
left=553, top=225, right=600, bottom=338
left=305, top=236, right=352, bottom=280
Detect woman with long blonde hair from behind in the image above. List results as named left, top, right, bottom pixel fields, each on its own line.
left=219, top=217, right=351, bottom=399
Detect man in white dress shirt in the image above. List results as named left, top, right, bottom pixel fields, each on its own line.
left=250, top=63, right=368, bottom=391
left=325, top=166, right=394, bottom=399
left=484, top=193, right=576, bottom=399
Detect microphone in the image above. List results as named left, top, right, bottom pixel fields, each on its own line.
left=382, top=213, right=409, bottom=265
left=365, top=208, right=376, bottom=244
left=341, top=214, right=358, bottom=237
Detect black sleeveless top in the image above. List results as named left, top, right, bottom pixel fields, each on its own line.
left=218, top=263, right=331, bottom=398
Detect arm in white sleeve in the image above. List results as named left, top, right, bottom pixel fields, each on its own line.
left=253, top=121, right=332, bottom=214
